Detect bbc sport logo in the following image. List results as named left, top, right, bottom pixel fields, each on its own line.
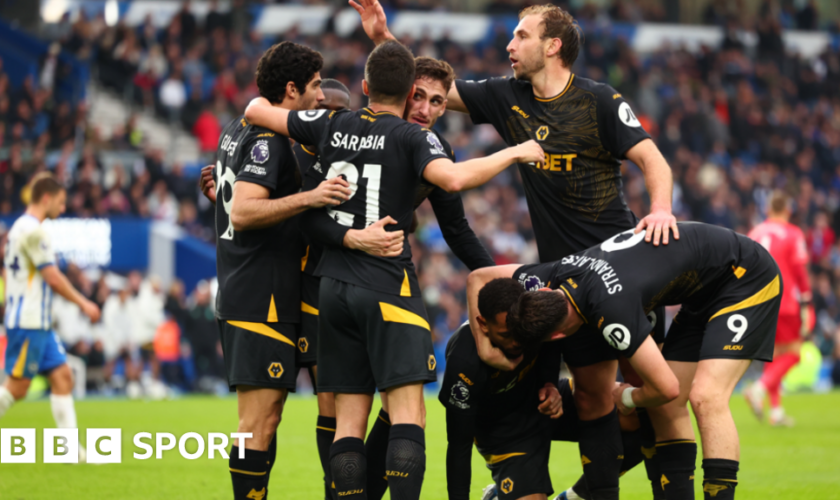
left=0, top=429, right=253, bottom=463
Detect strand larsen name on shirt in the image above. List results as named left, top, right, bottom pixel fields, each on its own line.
left=560, top=255, right=623, bottom=294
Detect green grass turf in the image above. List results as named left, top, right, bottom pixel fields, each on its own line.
left=1, top=391, right=839, bottom=499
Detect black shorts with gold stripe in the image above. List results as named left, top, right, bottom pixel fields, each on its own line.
left=218, top=319, right=300, bottom=392
left=298, top=272, right=320, bottom=368
left=663, top=247, right=782, bottom=363
left=317, top=276, right=437, bottom=393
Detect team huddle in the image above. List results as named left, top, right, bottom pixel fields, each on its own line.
left=193, top=2, right=799, bottom=500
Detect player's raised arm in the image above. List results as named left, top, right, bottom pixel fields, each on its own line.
left=466, top=265, right=524, bottom=371
left=243, top=97, right=292, bottom=137
left=444, top=81, right=469, bottom=114
left=349, top=0, right=396, bottom=45
left=613, top=336, right=680, bottom=412
left=424, top=140, right=544, bottom=193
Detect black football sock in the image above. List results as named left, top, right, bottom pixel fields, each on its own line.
left=330, top=437, right=367, bottom=499
left=317, top=416, right=338, bottom=500
left=570, top=474, right=591, bottom=500
left=637, top=409, right=665, bottom=500
left=566, top=428, right=643, bottom=500
left=657, top=440, right=697, bottom=500
left=365, top=408, right=391, bottom=500
left=579, top=408, right=622, bottom=500
left=385, top=424, right=426, bottom=500
left=229, top=446, right=271, bottom=500
left=619, top=428, right=645, bottom=475
left=702, top=459, right=738, bottom=500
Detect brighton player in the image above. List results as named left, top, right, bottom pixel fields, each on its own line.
left=744, top=191, right=811, bottom=426
left=0, top=173, right=101, bottom=462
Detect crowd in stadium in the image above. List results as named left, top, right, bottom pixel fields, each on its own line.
left=1, top=0, right=839, bottom=396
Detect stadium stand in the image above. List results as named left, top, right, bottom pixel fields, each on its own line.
left=1, top=0, right=839, bottom=396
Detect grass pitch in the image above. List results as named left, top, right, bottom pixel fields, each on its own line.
left=1, top=391, right=839, bottom=499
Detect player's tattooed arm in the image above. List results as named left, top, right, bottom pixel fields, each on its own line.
left=613, top=336, right=679, bottom=413
left=349, top=0, right=396, bottom=45
left=466, top=264, right=525, bottom=371
left=626, top=139, right=679, bottom=246
left=424, top=140, right=544, bottom=193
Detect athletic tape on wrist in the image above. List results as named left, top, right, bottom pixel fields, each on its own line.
left=622, top=387, right=637, bottom=409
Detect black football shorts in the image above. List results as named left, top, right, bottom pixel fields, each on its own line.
left=297, top=273, right=320, bottom=368
left=218, top=319, right=299, bottom=391
left=663, top=248, right=781, bottom=363
left=317, top=277, right=437, bottom=393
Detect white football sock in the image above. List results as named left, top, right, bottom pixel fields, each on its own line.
left=0, top=386, right=15, bottom=418
left=564, top=487, right=584, bottom=500
left=770, top=407, right=785, bottom=421
left=50, top=393, right=78, bottom=428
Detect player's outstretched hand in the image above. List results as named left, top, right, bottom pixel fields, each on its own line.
left=346, top=216, right=405, bottom=258
left=308, top=177, right=353, bottom=208
left=514, top=140, right=545, bottom=166
left=81, top=299, right=101, bottom=324
left=349, top=0, right=392, bottom=44
left=635, top=209, right=678, bottom=246
left=538, top=383, right=564, bottom=419
left=199, top=165, right=216, bottom=204
left=613, top=382, right=637, bottom=416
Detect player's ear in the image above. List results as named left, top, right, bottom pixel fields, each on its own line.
left=546, top=38, right=561, bottom=58
left=476, top=315, right=489, bottom=332
left=362, top=80, right=370, bottom=97
left=285, top=81, right=298, bottom=102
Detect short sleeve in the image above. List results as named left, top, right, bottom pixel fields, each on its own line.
left=286, top=109, right=333, bottom=148
left=514, top=262, right=559, bottom=291
left=593, top=300, right=652, bottom=358
left=24, top=227, right=55, bottom=269
left=235, top=134, right=290, bottom=190
left=438, top=354, right=482, bottom=415
left=596, top=86, right=651, bottom=159
left=454, top=77, right=512, bottom=128
left=407, top=126, right=451, bottom=178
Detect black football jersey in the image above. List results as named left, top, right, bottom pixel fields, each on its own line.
left=515, top=222, right=765, bottom=357
left=292, top=142, right=322, bottom=276
left=287, top=108, right=450, bottom=296
left=213, top=116, right=302, bottom=323
left=456, top=75, right=651, bottom=262
left=438, top=323, right=562, bottom=447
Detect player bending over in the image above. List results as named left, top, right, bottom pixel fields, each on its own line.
left=445, top=278, right=651, bottom=500
left=744, top=191, right=811, bottom=427
left=469, top=222, right=782, bottom=500
left=243, top=40, right=543, bottom=500
left=0, top=173, right=101, bottom=462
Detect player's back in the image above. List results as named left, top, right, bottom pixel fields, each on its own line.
left=749, top=220, right=809, bottom=316
left=213, top=116, right=302, bottom=323
left=4, top=214, right=54, bottom=331
left=551, top=223, right=758, bottom=310
left=291, top=107, right=449, bottom=296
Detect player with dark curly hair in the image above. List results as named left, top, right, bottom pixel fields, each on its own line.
left=200, top=41, right=398, bottom=500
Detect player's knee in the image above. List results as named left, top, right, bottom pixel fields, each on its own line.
left=688, top=386, right=726, bottom=416
left=7, top=382, right=29, bottom=400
